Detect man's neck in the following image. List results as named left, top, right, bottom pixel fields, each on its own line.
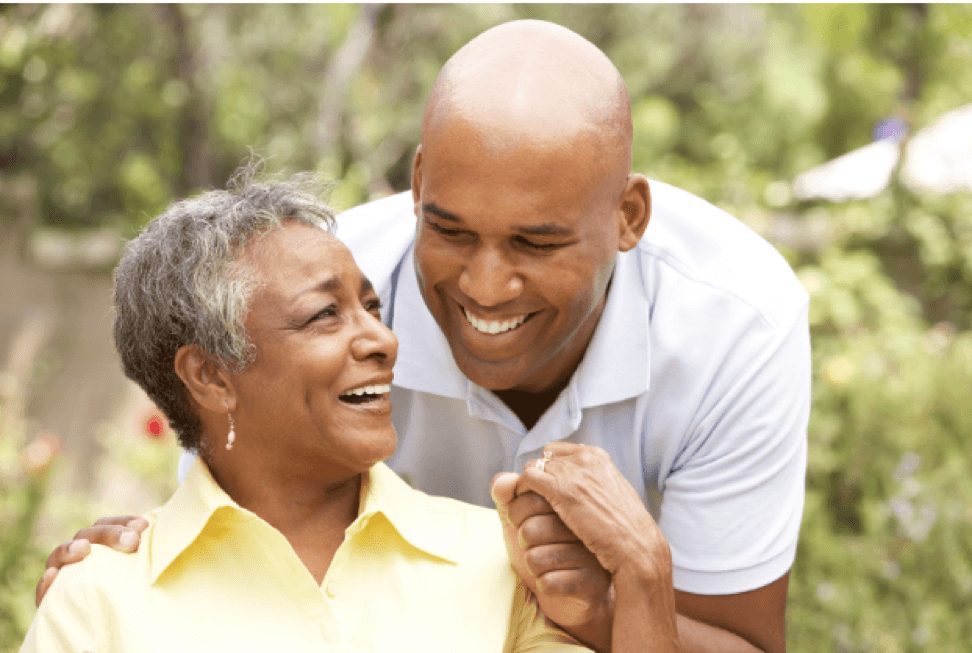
left=495, top=382, right=567, bottom=431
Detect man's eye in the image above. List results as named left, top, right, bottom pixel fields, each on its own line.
left=429, top=222, right=467, bottom=238
left=516, top=236, right=561, bottom=252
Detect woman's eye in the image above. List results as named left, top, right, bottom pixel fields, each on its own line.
left=309, top=305, right=338, bottom=322
left=364, top=298, right=383, bottom=314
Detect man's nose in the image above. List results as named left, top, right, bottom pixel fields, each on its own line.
left=457, top=246, right=524, bottom=307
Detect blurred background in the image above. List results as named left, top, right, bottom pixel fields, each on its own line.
left=1, top=4, right=971, bottom=650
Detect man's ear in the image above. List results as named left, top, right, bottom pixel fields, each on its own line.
left=617, top=173, right=650, bottom=252
left=410, top=145, right=423, bottom=206
left=173, top=345, right=236, bottom=414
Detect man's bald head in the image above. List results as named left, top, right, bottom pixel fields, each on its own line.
left=410, top=20, right=650, bottom=396
left=422, top=20, right=633, bottom=176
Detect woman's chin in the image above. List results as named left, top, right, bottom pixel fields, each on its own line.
left=354, top=429, right=399, bottom=468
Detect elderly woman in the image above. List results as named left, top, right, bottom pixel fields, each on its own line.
left=21, top=171, right=588, bottom=651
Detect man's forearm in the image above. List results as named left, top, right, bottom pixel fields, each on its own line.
left=610, top=565, right=679, bottom=652
left=560, top=594, right=768, bottom=653
left=674, top=614, right=763, bottom=653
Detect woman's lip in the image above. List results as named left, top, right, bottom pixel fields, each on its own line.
left=339, top=394, right=392, bottom=414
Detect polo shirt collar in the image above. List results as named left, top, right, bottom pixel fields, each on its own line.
left=149, top=458, right=238, bottom=584
left=573, top=246, right=651, bottom=407
left=356, top=462, right=461, bottom=565
left=391, top=246, right=651, bottom=409
left=149, top=459, right=460, bottom=584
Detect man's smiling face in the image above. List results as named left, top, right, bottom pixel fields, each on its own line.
left=411, top=115, right=626, bottom=394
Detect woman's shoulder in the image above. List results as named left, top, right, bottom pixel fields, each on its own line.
left=55, top=513, right=158, bottom=594
left=409, top=490, right=509, bottom=563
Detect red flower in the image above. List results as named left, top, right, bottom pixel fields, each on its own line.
left=145, top=412, right=167, bottom=438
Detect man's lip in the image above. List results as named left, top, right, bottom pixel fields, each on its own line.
left=455, top=300, right=538, bottom=337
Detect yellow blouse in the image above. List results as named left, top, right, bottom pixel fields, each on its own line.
left=22, top=460, right=588, bottom=652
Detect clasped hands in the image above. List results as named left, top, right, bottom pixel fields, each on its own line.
left=491, top=442, right=678, bottom=652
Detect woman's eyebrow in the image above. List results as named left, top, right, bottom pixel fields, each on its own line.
left=296, top=276, right=342, bottom=298
left=360, top=277, right=375, bottom=295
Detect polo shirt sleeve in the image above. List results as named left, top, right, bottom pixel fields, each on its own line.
left=20, top=560, right=102, bottom=652
left=505, top=582, right=592, bottom=652
left=659, top=300, right=811, bottom=595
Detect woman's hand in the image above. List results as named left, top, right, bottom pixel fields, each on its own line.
left=35, top=516, right=148, bottom=605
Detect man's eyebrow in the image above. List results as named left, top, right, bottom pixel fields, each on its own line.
left=516, top=223, right=574, bottom=237
left=422, top=202, right=462, bottom=223
left=424, top=202, right=573, bottom=237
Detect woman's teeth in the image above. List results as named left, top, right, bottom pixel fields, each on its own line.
left=340, top=384, right=391, bottom=402
left=463, top=308, right=528, bottom=335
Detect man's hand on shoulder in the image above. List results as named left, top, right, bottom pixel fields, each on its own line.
left=35, top=515, right=148, bottom=606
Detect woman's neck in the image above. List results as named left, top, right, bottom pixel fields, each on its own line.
left=206, top=455, right=362, bottom=585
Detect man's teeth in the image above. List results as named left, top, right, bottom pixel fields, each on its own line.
left=463, top=308, right=528, bottom=335
left=341, top=384, right=390, bottom=397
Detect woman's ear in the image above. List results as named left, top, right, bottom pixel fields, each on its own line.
left=173, top=345, right=236, bottom=414
left=617, top=174, right=651, bottom=252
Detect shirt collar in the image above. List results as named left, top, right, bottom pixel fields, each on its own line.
left=391, top=245, right=651, bottom=409
left=356, top=462, right=461, bottom=565
left=149, top=459, right=460, bottom=584
left=149, top=458, right=239, bottom=584
left=572, top=247, right=651, bottom=407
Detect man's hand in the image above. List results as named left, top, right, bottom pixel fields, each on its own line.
left=515, top=443, right=669, bottom=578
left=515, top=443, right=680, bottom=652
left=35, top=515, right=148, bottom=606
left=492, top=473, right=612, bottom=632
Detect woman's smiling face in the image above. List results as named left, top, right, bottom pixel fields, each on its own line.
left=228, top=221, right=398, bottom=477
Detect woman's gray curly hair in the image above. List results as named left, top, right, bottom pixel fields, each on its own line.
left=113, top=165, right=335, bottom=451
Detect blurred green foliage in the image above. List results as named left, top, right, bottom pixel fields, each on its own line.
left=0, top=408, right=57, bottom=650
left=2, top=4, right=972, bottom=651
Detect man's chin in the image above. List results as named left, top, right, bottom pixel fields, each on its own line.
left=452, top=350, right=529, bottom=392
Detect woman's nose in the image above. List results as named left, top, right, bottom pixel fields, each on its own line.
left=350, top=308, right=398, bottom=365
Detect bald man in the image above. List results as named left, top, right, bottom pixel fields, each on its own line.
left=39, top=20, right=808, bottom=653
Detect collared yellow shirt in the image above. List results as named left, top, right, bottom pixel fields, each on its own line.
left=22, top=460, right=589, bottom=652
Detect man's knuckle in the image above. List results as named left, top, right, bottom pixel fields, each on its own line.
left=589, top=445, right=609, bottom=462
left=525, top=492, right=550, bottom=513
left=543, top=573, right=578, bottom=597
left=524, top=547, right=546, bottom=573
left=519, top=520, right=542, bottom=546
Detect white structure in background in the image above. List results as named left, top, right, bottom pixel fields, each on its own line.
left=793, top=103, right=972, bottom=201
